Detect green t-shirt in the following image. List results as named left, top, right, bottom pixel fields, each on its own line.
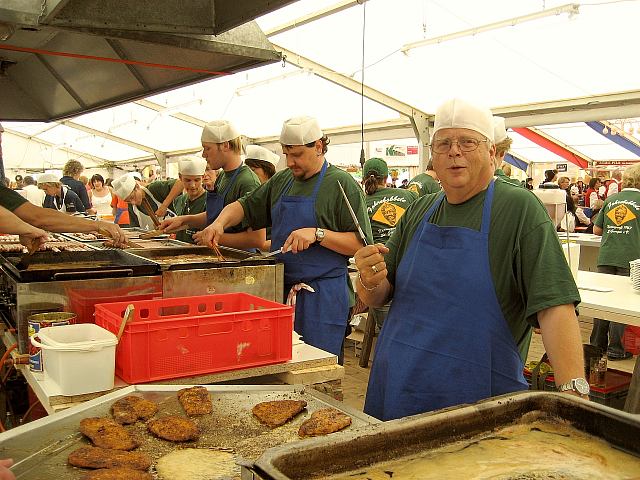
left=0, top=185, right=28, bottom=211
left=495, top=169, right=523, bottom=186
left=407, top=172, right=441, bottom=197
left=594, top=188, right=640, bottom=269
left=213, top=165, right=261, bottom=232
left=140, top=179, right=177, bottom=215
left=366, top=187, right=417, bottom=244
left=239, top=163, right=373, bottom=305
left=173, top=191, right=207, bottom=243
left=385, top=180, right=580, bottom=359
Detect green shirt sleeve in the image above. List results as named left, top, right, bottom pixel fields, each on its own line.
left=0, top=186, right=28, bottom=211
left=594, top=208, right=604, bottom=228
left=238, top=175, right=275, bottom=230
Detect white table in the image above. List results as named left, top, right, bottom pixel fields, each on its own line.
left=1, top=330, right=342, bottom=414
left=577, top=270, right=640, bottom=327
left=558, top=232, right=601, bottom=272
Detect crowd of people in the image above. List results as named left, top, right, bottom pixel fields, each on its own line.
left=1, top=98, right=638, bottom=434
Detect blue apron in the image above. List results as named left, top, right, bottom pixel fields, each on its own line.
left=271, top=161, right=350, bottom=360
left=206, top=166, right=241, bottom=226
left=364, top=180, right=527, bottom=421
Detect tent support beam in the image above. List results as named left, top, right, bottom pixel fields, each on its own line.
left=62, top=120, right=161, bottom=155
left=497, top=90, right=640, bottom=127
left=265, top=0, right=368, bottom=37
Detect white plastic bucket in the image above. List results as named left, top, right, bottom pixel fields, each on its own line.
left=31, top=324, right=117, bottom=395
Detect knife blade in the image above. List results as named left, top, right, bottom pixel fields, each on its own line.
left=337, top=180, right=369, bottom=246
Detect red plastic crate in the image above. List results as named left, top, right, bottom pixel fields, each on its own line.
left=66, top=284, right=161, bottom=324
left=623, top=326, right=640, bottom=355
left=95, top=293, right=293, bottom=383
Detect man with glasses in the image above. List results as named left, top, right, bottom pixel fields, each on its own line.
left=355, top=98, right=586, bottom=421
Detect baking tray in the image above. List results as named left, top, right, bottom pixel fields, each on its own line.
left=127, top=246, right=278, bottom=270
left=0, top=385, right=377, bottom=480
left=86, top=239, right=190, bottom=250
left=0, top=249, right=160, bottom=281
left=252, top=391, right=640, bottom=480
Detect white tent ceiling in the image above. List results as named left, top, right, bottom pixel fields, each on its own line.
left=2, top=0, right=640, bottom=171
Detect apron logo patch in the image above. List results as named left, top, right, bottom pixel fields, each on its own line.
left=407, top=183, right=420, bottom=194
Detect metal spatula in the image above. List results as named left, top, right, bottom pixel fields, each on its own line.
left=15, top=239, right=39, bottom=270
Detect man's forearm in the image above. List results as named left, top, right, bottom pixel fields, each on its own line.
left=182, top=212, right=207, bottom=230
left=538, top=304, right=585, bottom=386
left=14, top=202, right=94, bottom=232
left=0, top=206, right=39, bottom=235
left=215, top=202, right=247, bottom=230
left=219, top=228, right=266, bottom=250
left=319, top=230, right=363, bottom=256
left=162, top=180, right=184, bottom=210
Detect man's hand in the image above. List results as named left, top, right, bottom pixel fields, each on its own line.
left=19, top=227, right=48, bottom=251
left=158, top=216, right=185, bottom=233
left=155, top=205, right=168, bottom=217
left=354, top=243, right=389, bottom=288
left=193, top=221, right=224, bottom=247
left=283, top=228, right=316, bottom=254
left=95, top=222, right=128, bottom=248
left=0, top=458, right=16, bottom=480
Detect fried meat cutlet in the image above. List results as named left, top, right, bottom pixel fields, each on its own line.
left=147, top=416, right=199, bottom=442
left=68, top=446, right=151, bottom=470
left=298, top=408, right=352, bottom=438
left=111, top=395, right=158, bottom=424
left=252, top=400, right=307, bottom=428
left=79, top=417, right=140, bottom=450
left=80, top=468, right=152, bottom=480
left=177, top=386, right=212, bottom=416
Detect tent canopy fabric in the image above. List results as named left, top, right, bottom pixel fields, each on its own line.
left=2, top=0, right=640, bottom=171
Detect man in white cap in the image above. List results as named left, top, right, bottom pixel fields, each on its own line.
left=112, top=172, right=183, bottom=230
left=160, top=120, right=264, bottom=249
left=199, top=116, right=372, bottom=362
left=172, top=157, right=208, bottom=243
left=355, top=98, right=585, bottom=421
left=492, top=116, right=521, bottom=186
left=38, top=173, right=86, bottom=213
left=244, top=145, right=280, bottom=184
left=0, top=183, right=127, bottom=246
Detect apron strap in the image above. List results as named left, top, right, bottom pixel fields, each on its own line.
left=218, top=166, right=243, bottom=198
left=286, top=283, right=316, bottom=325
left=283, top=161, right=329, bottom=198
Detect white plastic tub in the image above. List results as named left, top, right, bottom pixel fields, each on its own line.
left=31, top=324, right=117, bottom=395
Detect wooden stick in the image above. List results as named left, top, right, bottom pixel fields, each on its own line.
left=140, top=197, right=161, bottom=228
left=117, top=304, right=135, bottom=343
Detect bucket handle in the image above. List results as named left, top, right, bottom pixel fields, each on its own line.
left=30, top=336, right=108, bottom=352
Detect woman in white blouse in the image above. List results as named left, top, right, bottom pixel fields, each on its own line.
left=89, top=174, right=114, bottom=219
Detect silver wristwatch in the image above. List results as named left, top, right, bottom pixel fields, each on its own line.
left=557, top=377, right=590, bottom=395
left=315, top=228, right=326, bottom=243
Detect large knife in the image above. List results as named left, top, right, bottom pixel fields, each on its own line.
left=337, top=181, right=369, bottom=246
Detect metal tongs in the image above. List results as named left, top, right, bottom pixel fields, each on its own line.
left=210, top=242, right=226, bottom=262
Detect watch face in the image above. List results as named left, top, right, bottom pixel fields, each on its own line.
left=574, top=378, right=590, bottom=395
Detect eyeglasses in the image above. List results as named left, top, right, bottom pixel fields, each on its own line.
left=430, top=137, right=488, bottom=154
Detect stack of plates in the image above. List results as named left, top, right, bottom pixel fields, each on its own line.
left=630, top=259, right=640, bottom=291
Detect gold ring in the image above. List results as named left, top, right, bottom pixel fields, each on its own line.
left=371, top=265, right=379, bottom=274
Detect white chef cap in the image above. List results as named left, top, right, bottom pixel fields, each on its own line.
left=280, top=116, right=323, bottom=146
left=201, top=120, right=240, bottom=144
left=127, top=171, right=142, bottom=180
left=36, top=173, right=60, bottom=184
left=493, top=116, right=508, bottom=143
left=112, top=175, right=137, bottom=200
left=245, top=145, right=280, bottom=166
left=432, top=98, right=494, bottom=143
left=179, top=157, right=207, bottom=175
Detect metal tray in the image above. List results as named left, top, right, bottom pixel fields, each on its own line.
left=127, top=246, right=278, bottom=270
left=86, top=239, right=190, bottom=250
left=0, top=385, right=377, bottom=480
left=59, top=232, right=110, bottom=243
left=0, top=249, right=160, bottom=282
left=252, top=391, right=640, bottom=480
